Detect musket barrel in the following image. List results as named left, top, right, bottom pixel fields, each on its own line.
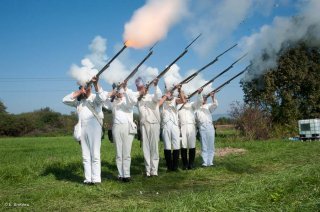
left=96, top=44, right=127, bottom=77
left=185, top=33, right=202, bottom=50
left=124, top=50, right=153, bottom=83
left=184, top=54, right=247, bottom=100
left=176, top=43, right=239, bottom=88
left=145, top=34, right=201, bottom=90
left=110, top=48, right=155, bottom=102
left=204, top=65, right=250, bottom=99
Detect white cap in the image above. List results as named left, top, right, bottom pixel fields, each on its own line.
left=135, top=77, right=144, bottom=88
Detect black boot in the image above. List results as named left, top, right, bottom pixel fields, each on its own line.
left=172, top=150, right=180, bottom=171
left=188, top=148, right=196, bottom=169
left=164, top=150, right=172, bottom=171
left=180, top=148, right=188, bottom=170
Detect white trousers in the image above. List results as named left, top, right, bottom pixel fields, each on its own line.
left=81, top=118, right=102, bottom=183
left=199, top=123, right=215, bottom=166
left=113, top=123, right=134, bottom=178
left=162, top=121, right=180, bottom=150
left=141, top=122, right=160, bottom=176
left=181, top=123, right=196, bottom=149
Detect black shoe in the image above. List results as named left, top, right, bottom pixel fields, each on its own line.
left=83, top=181, right=93, bottom=185
left=122, top=177, right=131, bottom=183
left=117, top=177, right=123, bottom=182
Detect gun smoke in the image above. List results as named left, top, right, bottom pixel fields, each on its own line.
left=123, top=0, right=188, bottom=48
left=164, top=64, right=213, bottom=96
left=240, top=0, right=320, bottom=81
left=69, top=36, right=160, bottom=87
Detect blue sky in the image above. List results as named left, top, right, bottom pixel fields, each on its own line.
left=0, top=0, right=300, bottom=115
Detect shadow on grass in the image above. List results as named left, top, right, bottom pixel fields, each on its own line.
left=217, top=160, right=261, bottom=174
left=101, top=155, right=146, bottom=178
left=41, top=162, right=83, bottom=183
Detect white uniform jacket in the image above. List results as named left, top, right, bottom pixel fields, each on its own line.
left=63, top=88, right=106, bottom=122
left=194, top=94, right=218, bottom=127
left=161, top=97, right=179, bottom=127
left=178, top=101, right=201, bottom=126
left=103, top=90, right=136, bottom=127
left=128, top=86, right=162, bottom=124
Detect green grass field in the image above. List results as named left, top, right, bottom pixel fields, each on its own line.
left=0, top=132, right=319, bottom=211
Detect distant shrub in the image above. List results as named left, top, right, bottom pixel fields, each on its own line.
left=0, top=105, right=77, bottom=137
left=229, top=101, right=272, bottom=140
left=214, top=117, right=234, bottom=125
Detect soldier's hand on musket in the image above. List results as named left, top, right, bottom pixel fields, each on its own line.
left=80, top=86, right=87, bottom=95
left=153, top=78, right=159, bottom=86
left=198, top=88, right=203, bottom=94
left=91, top=76, right=100, bottom=92
left=91, top=75, right=99, bottom=84
left=165, top=91, right=172, bottom=98
left=120, top=81, right=127, bottom=89
left=108, top=89, right=116, bottom=98
left=175, top=84, right=182, bottom=91
left=210, top=92, right=215, bottom=98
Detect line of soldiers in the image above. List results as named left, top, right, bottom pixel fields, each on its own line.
left=63, top=76, right=218, bottom=184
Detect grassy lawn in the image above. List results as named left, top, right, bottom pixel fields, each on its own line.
left=0, top=132, right=319, bottom=211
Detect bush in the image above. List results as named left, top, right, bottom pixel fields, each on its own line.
left=229, top=101, right=272, bottom=140
left=0, top=106, right=78, bottom=137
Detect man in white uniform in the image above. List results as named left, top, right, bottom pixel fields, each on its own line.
left=159, top=85, right=186, bottom=171
left=130, top=77, right=162, bottom=177
left=194, top=89, right=218, bottom=167
left=104, top=86, right=136, bottom=182
left=178, top=91, right=201, bottom=170
left=63, top=76, right=106, bottom=184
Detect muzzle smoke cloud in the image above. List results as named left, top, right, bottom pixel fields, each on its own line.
left=164, top=64, right=213, bottom=96
left=123, top=0, right=188, bottom=48
left=240, top=0, right=320, bottom=81
left=69, top=36, right=159, bottom=87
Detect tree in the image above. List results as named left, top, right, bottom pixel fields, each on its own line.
left=241, top=43, right=320, bottom=127
left=0, top=100, right=7, bottom=114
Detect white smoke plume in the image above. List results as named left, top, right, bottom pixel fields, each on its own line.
left=136, top=65, right=159, bottom=85
left=86, top=36, right=107, bottom=69
left=123, top=0, right=188, bottom=48
left=187, top=0, right=252, bottom=56
left=68, top=36, right=129, bottom=86
left=69, top=36, right=108, bottom=86
left=240, top=0, right=320, bottom=81
left=69, top=35, right=159, bottom=87
left=69, top=58, right=98, bottom=86
left=186, top=0, right=281, bottom=56
left=163, top=64, right=213, bottom=97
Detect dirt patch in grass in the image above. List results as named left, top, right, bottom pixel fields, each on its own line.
left=216, top=147, right=246, bottom=157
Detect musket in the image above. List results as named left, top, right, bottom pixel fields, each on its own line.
left=168, top=43, right=237, bottom=93
left=110, top=43, right=157, bottom=101
left=86, top=43, right=127, bottom=87
left=203, top=65, right=251, bottom=100
left=138, top=34, right=201, bottom=100
left=178, top=54, right=247, bottom=110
